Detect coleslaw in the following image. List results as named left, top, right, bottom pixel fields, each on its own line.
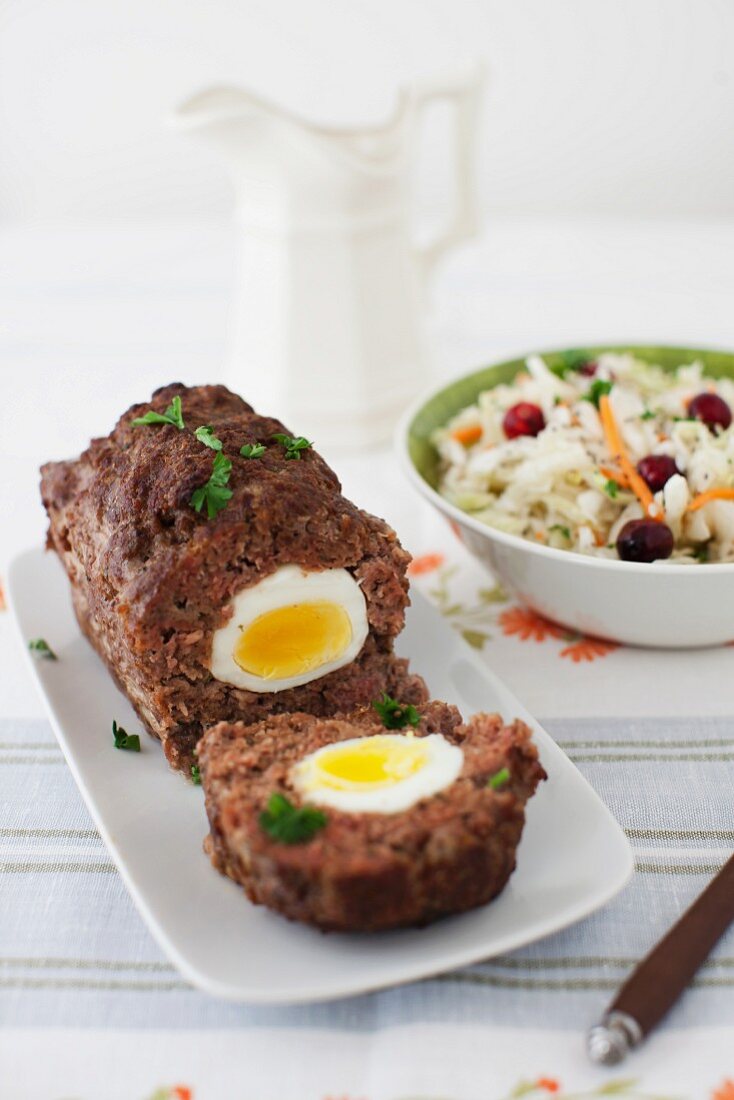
left=433, top=352, right=734, bottom=562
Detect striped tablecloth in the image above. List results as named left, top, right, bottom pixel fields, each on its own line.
left=1, top=541, right=733, bottom=1100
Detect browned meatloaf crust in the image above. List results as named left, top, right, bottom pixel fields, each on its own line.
left=198, top=703, right=546, bottom=932
left=40, top=383, right=427, bottom=772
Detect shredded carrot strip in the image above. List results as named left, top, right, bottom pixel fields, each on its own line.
left=452, top=423, right=482, bottom=446
left=598, top=394, right=662, bottom=521
left=599, top=464, right=631, bottom=488
left=687, top=488, right=734, bottom=512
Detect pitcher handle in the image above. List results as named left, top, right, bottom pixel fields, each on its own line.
left=411, top=61, right=484, bottom=282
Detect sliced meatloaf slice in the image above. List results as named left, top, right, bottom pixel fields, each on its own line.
left=197, top=703, right=546, bottom=932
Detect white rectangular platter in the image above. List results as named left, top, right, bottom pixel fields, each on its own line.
left=8, top=547, right=633, bottom=1004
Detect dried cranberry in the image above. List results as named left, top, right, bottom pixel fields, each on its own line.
left=503, top=402, right=545, bottom=439
left=576, top=360, right=598, bottom=377
left=636, top=454, right=679, bottom=493
left=616, top=519, right=674, bottom=563
left=688, top=392, right=732, bottom=431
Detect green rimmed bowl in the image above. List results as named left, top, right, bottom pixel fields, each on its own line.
left=398, top=344, right=734, bottom=648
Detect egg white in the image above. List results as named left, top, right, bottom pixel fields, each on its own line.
left=210, top=564, right=368, bottom=693
left=290, top=733, right=464, bottom=814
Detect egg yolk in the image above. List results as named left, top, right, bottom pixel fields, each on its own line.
left=233, top=601, right=353, bottom=680
left=312, top=736, right=428, bottom=790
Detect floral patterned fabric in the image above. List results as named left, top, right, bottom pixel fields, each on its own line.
left=147, top=1079, right=734, bottom=1100
left=411, top=555, right=618, bottom=662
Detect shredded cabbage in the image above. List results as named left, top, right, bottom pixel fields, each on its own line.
left=433, top=353, right=734, bottom=562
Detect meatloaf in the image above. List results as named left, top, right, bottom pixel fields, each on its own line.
left=198, top=703, right=546, bottom=932
left=41, top=383, right=427, bottom=772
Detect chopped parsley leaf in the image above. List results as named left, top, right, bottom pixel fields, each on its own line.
left=28, top=637, right=57, bottom=660
left=694, top=544, right=711, bottom=563
left=640, top=410, right=656, bottom=421
left=260, top=793, right=327, bottom=845
left=562, top=349, right=592, bottom=373
left=583, top=379, right=613, bottom=408
left=239, top=442, right=266, bottom=459
left=112, top=720, right=141, bottom=752
left=189, top=451, right=233, bottom=519
left=562, top=348, right=587, bottom=368
left=488, top=767, right=510, bottom=790
left=372, top=692, right=421, bottom=730
left=272, top=433, right=313, bottom=460
left=549, top=349, right=590, bottom=377
left=132, top=395, right=185, bottom=430
left=191, top=764, right=202, bottom=785
left=549, top=524, right=571, bottom=540
left=604, top=478, right=620, bottom=499
left=194, top=425, right=223, bottom=451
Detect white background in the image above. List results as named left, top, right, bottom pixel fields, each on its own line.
left=3, top=0, right=734, bottom=557
left=1, top=10, right=734, bottom=1088
left=1, top=0, right=733, bottom=222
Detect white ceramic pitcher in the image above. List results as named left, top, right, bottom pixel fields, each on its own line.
left=172, top=66, right=483, bottom=447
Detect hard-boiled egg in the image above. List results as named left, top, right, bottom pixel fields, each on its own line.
left=210, top=565, right=368, bottom=693
left=290, top=732, right=463, bottom=814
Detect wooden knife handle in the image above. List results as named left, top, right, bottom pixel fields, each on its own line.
left=613, top=852, right=734, bottom=1034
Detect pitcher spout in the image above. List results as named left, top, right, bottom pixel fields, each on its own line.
left=170, top=85, right=269, bottom=132
left=171, top=81, right=415, bottom=176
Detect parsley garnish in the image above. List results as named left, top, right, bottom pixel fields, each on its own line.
left=240, top=442, right=266, bottom=459
left=272, top=433, right=313, bottom=460
left=28, top=638, right=57, bottom=660
left=640, top=410, right=656, bottom=421
left=189, top=451, right=233, bottom=519
left=604, top=478, right=620, bottom=499
left=260, top=793, right=327, bottom=845
left=132, top=395, right=185, bottom=430
left=563, top=349, right=590, bottom=373
left=549, top=349, right=595, bottom=378
left=191, top=763, right=202, bottom=785
left=549, top=350, right=578, bottom=377
left=549, top=524, right=571, bottom=540
left=194, top=425, right=222, bottom=451
left=112, top=720, right=141, bottom=752
left=562, top=349, right=588, bottom=369
left=372, top=692, right=421, bottom=730
left=694, top=544, right=711, bottom=563
left=488, top=767, right=510, bottom=790
left=583, top=380, right=613, bottom=409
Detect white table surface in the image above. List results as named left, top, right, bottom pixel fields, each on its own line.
left=4, top=216, right=734, bottom=718
left=1, top=217, right=733, bottom=1099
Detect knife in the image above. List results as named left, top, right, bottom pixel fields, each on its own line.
left=587, top=851, right=734, bottom=1065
